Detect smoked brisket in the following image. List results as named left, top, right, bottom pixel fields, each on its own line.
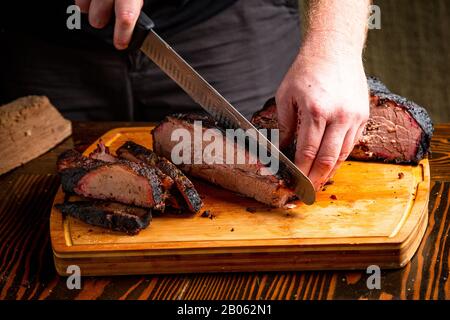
left=88, top=140, right=118, bottom=163
left=117, top=141, right=203, bottom=213
left=57, top=149, right=166, bottom=210
left=251, top=77, right=433, bottom=164
left=152, top=114, right=296, bottom=207
left=56, top=201, right=152, bottom=235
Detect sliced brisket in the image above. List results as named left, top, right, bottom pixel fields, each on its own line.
left=152, top=114, right=296, bottom=207
left=251, top=77, right=433, bottom=164
left=56, top=201, right=152, bottom=235
left=57, top=149, right=166, bottom=210
left=88, top=140, right=117, bottom=163
left=89, top=141, right=175, bottom=192
left=117, top=141, right=203, bottom=212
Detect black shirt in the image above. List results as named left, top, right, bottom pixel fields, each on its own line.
left=145, top=0, right=238, bottom=36
left=0, top=0, right=238, bottom=46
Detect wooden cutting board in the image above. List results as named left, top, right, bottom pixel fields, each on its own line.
left=50, top=127, right=430, bottom=276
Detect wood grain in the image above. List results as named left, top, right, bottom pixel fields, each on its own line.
left=0, top=122, right=449, bottom=300
left=430, top=124, right=450, bottom=182
left=50, top=127, right=429, bottom=275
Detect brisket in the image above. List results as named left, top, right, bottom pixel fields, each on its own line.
left=152, top=114, right=296, bottom=207
left=88, top=139, right=117, bottom=163
left=88, top=141, right=174, bottom=191
left=251, top=77, right=433, bottom=164
left=56, top=201, right=152, bottom=235
left=57, top=149, right=166, bottom=210
left=117, top=141, right=203, bottom=213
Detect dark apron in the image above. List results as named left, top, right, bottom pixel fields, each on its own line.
left=0, top=0, right=301, bottom=121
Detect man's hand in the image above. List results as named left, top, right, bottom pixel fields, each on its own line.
left=276, top=52, right=369, bottom=191
left=75, top=0, right=144, bottom=50
left=275, top=0, right=371, bottom=191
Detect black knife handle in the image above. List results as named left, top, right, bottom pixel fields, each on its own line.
left=80, top=11, right=154, bottom=51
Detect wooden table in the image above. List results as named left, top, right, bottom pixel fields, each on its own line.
left=0, top=122, right=449, bottom=300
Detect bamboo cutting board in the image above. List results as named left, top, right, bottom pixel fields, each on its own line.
left=50, top=127, right=430, bottom=276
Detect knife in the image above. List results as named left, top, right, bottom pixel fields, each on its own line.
left=82, top=12, right=316, bottom=205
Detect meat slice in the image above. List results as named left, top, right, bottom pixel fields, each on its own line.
left=57, top=149, right=165, bottom=210
left=354, top=77, right=433, bottom=163
left=88, top=139, right=118, bottom=163
left=117, top=141, right=203, bottom=213
left=56, top=201, right=152, bottom=235
left=88, top=141, right=175, bottom=191
left=251, top=77, right=433, bottom=164
left=152, top=114, right=296, bottom=207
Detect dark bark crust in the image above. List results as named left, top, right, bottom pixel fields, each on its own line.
left=57, top=149, right=165, bottom=209
left=117, top=141, right=203, bottom=213
left=56, top=201, right=152, bottom=235
left=251, top=77, right=433, bottom=164
left=367, top=77, right=433, bottom=163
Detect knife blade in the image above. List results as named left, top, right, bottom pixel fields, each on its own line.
left=80, top=12, right=316, bottom=204
left=139, top=30, right=316, bottom=204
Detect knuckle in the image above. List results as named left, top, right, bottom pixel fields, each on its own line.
left=299, top=145, right=319, bottom=161
left=316, top=156, right=336, bottom=170
left=308, top=103, right=325, bottom=121
left=338, top=152, right=350, bottom=162
left=117, top=10, right=137, bottom=27
left=334, top=108, right=348, bottom=123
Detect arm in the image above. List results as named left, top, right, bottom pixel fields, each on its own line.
left=75, top=0, right=143, bottom=50
left=276, top=0, right=371, bottom=191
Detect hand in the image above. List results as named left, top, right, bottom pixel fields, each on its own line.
left=275, top=53, right=369, bottom=191
left=75, top=0, right=144, bottom=50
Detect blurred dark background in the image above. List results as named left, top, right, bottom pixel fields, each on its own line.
left=1, top=1, right=448, bottom=123
left=300, top=0, right=450, bottom=123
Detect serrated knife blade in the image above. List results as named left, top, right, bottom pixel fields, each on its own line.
left=140, top=30, right=316, bottom=204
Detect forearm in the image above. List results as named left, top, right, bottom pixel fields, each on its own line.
left=301, top=0, right=371, bottom=60
left=276, top=0, right=371, bottom=189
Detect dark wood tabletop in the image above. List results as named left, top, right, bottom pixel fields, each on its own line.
left=0, top=122, right=449, bottom=300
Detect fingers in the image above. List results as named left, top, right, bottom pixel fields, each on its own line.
left=294, top=113, right=327, bottom=178
left=275, top=95, right=297, bottom=149
left=114, top=0, right=143, bottom=50
left=76, top=0, right=91, bottom=13
left=307, top=123, right=348, bottom=190
left=88, top=0, right=114, bottom=29
left=323, top=125, right=358, bottom=183
left=77, top=0, right=143, bottom=50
